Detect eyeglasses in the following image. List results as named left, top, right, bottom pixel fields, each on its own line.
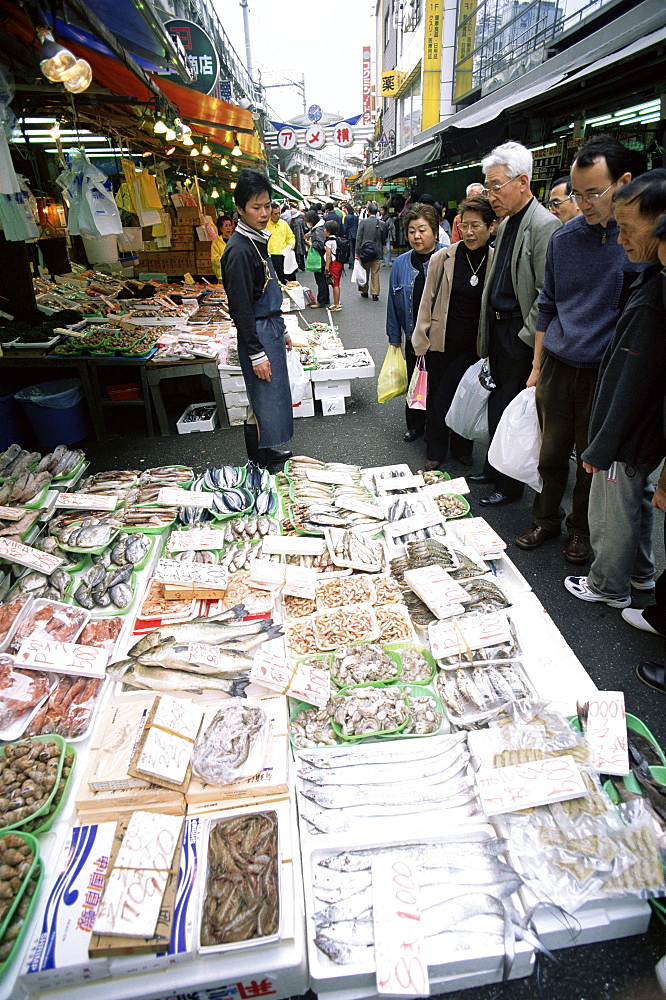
left=459, top=222, right=485, bottom=231
left=547, top=195, right=575, bottom=209
left=481, top=177, right=518, bottom=197
left=571, top=182, right=615, bottom=205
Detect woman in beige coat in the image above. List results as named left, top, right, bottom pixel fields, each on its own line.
left=412, top=196, right=496, bottom=470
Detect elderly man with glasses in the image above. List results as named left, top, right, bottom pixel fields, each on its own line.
left=514, top=135, right=644, bottom=561
left=470, top=141, right=561, bottom=505
left=547, top=176, right=581, bottom=223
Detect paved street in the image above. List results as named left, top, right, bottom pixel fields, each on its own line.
left=85, top=266, right=666, bottom=999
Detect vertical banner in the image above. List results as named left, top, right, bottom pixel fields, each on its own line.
left=421, top=0, right=443, bottom=131
left=363, top=46, right=372, bottom=124
left=454, top=0, right=477, bottom=100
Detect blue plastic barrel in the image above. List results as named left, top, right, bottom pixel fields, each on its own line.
left=14, top=380, right=88, bottom=448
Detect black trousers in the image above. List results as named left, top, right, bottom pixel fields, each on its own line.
left=643, top=520, right=666, bottom=639
left=270, top=254, right=285, bottom=284
left=405, top=338, right=426, bottom=434
left=314, top=271, right=330, bottom=306
left=424, top=350, right=477, bottom=462
left=483, top=318, right=534, bottom=498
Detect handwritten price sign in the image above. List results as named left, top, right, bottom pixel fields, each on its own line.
left=422, top=477, right=469, bottom=498
left=585, top=692, right=630, bottom=776
left=16, top=638, right=109, bottom=678
left=476, top=754, right=586, bottom=815
left=251, top=648, right=330, bottom=706
left=372, top=854, right=429, bottom=997
left=157, top=488, right=214, bottom=509
left=188, top=642, right=220, bottom=670
left=428, top=611, right=512, bottom=661
left=55, top=492, right=119, bottom=511
left=166, top=527, right=226, bottom=551
left=0, top=537, right=63, bottom=574
left=0, top=506, right=26, bottom=521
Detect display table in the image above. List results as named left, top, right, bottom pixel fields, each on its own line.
left=146, top=359, right=229, bottom=436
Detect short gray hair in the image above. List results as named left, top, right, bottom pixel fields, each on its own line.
left=482, top=141, right=533, bottom=182
left=466, top=182, right=484, bottom=196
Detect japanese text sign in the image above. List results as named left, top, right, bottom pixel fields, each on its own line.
left=372, top=854, right=429, bottom=996
left=476, top=754, right=587, bottom=815
left=251, top=647, right=330, bottom=706
left=16, top=638, right=108, bottom=678
left=584, top=692, right=630, bottom=775
left=55, top=493, right=119, bottom=511
left=0, top=537, right=63, bottom=574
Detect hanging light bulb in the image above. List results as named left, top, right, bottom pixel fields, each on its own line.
left=38, top=32, right=76, bottom=82
left=153, top=117, right=168, bottom=135
left=49, top=121, right=60, bottom=140
left=220, top=157, right=228, bottom=166
left=165, top=146, right=176, bottom=155
left=62, top=59, right=92, bottom=94
left=211, top=188, right=219, bottom=198
left=164, top=126, right=176, bottom=141
left=231, top=134, right=242, bottom=156
left=201, top=143, right=211, bottom=155
left=231, top=163, right=238, bottom=173
left=182, top=135, right=194, bottom=147
left=190, top=146, right=199, bottom=157
left=230, top=181, right=237, bottom=189
left=202, top=162, right=209, bottom=172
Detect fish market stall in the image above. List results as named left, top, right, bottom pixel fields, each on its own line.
left=0, top=446, right=661, bottom=1000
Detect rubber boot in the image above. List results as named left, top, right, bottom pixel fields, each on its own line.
left=243, top=422, right=260, bottom=464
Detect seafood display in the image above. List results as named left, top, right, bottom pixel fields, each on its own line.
left=192, top=701, right=268, bottom=785
left=0, top=599, right=31, bottom=649
left=436, top=664, right=531, bottom=718
left=221, top=573, right=274, bottom=615
left=431, top=493, right=469, bottom=519
left=139, top=580, right=194, bottom=620
left=0, top=832, right=35, bottom=925
left=76, top=617, right=123, bottom=651
left=219, top=540, right=273, bottom=573
left=11, top=567, right=71, bottom=604
left=316, top=576, right=376, bottom=609
left=26, top=677, right=102, bottom=739
left=290, top=703, right=339, bottom=747
left=0, top=858, right=41, bottom=969
left=396, top=647, right=434, bottom=684
left=434, top=618, right=521, bottom=669
left=0, top=446, right=41, bottom=480
left=286, top=618, right=319, bottom=656
left=283, top=596, right=317, bottom=619
left=0, top=738, right=63, bottom=828
left=221, top=516, right=279, bottom=542
left=0, top=470, right=52, bottom=507
left=10, top=601, right=88, bottom=654
left=70, top=533, right=149, bottom=612
left=374, top=604, right=413, bottom=642
left=385, top=496, right=447, bottom=544
left=325, top=529, right=384, bottom=571
left=0, top=661, right=50, bottom=730
left=460, top=577, right=511, bottom=614
left=19, top=751, right=74, bottom=833
left=312, top=605, right=378, bottom=650
left=330, top=645, right=399, bottom=686
left=200, top=811, right=279, bottom=946
left=0, top=508, right=41, bottom=544
left=35, top=446, right=84, bottom=479
left=80, top=470, right=139, bottom=493
left=55, top=518, right=120, bottom=551
left=372, top=575, right=403, bottom=605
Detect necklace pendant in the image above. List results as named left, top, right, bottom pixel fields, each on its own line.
left=469, top=274, right=479, bottom=287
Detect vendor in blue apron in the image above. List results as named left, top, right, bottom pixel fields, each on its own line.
left=222, top=169, right=294, bottom=467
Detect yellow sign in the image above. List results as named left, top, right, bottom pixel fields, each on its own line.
left=454, top=0, right=477, bottom=100
left=421, top=0, right=443, bottom=130
left=381, top=71, right=405, bottom=97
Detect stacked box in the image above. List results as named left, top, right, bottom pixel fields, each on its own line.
left=313, top=378, right=351, bottom=400
left=293, top=381, right=315, bottom=418
left=170, top=224, right=195, bottom=250
left=175, top=206, right=201, bottom=223
left=136, top=251, right=196, bottom=277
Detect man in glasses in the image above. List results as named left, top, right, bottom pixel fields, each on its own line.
left=547, top=177, right=581, bottom=224
left=515, top=135, right=641, bottom=562
left=471, top=141, right=561, bottom=506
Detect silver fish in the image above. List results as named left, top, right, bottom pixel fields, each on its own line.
left=299, top=731, right=467, bottom=770
left=314, top=889, right=373, bottom=923
left=318, top=839, right=509, bottom=872
left=299, top=747, right=470, bottom=787
left=106, top=658, right=244, bottom=694
left=127, top=604, right=250, bottom=655
left=315, top=919, right=374, bottom=947
left=109, top=581, right=133, bottom=608
left=304, top=802, right=480, bottom=837
left=302, top=765, right=472, bottom=810
left=314, top=935, right=374, bottom=966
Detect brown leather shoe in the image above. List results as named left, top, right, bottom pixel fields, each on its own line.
left=565, top=533, right=591, bottom=564
left=514, top=523, right=560, bottom=550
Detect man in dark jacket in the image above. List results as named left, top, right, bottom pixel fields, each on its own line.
left=564, top=170, right=666, bottom=609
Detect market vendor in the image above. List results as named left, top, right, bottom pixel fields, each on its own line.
left=222, top=170, right=294, bottom=467
left=267, top=202, right=297, bottom=283
left=211, top=215, right=233, bottom=280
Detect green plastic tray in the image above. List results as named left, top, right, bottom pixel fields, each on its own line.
left=0, top=735, right=68, bottom=832
left=384, top=642, right=437, bottom=685
left=67, top=569, right=137, bottom=615
left=20, top=482, right=51, bottom=510
left=52, top=457, right=86, bottom=483
left=374, top=682, right=445, bottom=739
left=120, top=512, right=176, bottom=535
left=330, top=684, right=411, bottom=741
left=328, top=642, right=402, bottom=689
left=19, top=745, right=76, bottom=835
left=0, top=857, right=43, bottom=981
left=0, top=830, right=39, bottom=945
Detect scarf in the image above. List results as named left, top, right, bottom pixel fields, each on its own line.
left=236, top=219, right=270, bottom=243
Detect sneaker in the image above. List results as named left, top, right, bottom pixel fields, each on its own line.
left=630, top=578, right=656, bottom=591
left=564, top=575, right=631, bottom=608
left=621, top=608, right=661, bottom=635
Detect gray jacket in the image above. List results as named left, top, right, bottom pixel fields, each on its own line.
left=478, top=198, right=561, bottom=356
left=355, top=215, right=387, bottom=255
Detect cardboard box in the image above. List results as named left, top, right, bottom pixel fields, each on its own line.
left=196, top=225, right=214, bottom=242
left=310, top=347, right=375, bottom=381
left=321, top=396, right=346, bottom=416
left=202, top=204, right=217, bottom=220
left=20, top=823, right=116, bottom=990
left=176, top=206, right=201, bottom=222
left=313, top=378, right=350, bottom=401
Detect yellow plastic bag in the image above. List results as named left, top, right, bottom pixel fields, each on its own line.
left=377, top=345, right=408, bottom=403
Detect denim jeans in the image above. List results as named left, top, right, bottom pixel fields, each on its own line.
left=587, top=462, right=657, bottom=600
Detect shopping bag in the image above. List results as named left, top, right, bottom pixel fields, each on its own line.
left=305, top=246, right=322, bottom=272
left=287, top=348, right=309, bottom=405
left=487, top=387, right=543, bottom=492
left=282, top=245, right=297, bottom=274
left=351, top=258, right=367, bottom=286
left=445, top=358, right=490, bottom=444
left=377, top=345, right=408, bottom=403
left=406, top=356, right=428, bottom=410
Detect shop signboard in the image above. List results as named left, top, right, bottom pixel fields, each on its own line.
left=277, top=127, right=297, bottom=150
left=305, top=125, right=326, bottom=150
left=332, top=125, right=355, bottom=147
left=165, top=19, right=220, bottom=96
left=381, top=71, right=405, bottom=98
left=363, top=46, right=372, bottom=124
left=422, top=0, right=443, bottom=130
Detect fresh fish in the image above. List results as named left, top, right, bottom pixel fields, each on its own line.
left=127, top=609, right=266, bottom=655
left=0, top=442, right=21, bottom=472
left=125, top=533, right=149, bottom=564
left=82, top=563, right=106, bottom=589
left=302, top=764, right=472, bottom=809
left=111, top=536, right=130, bottom=565
left=315, top=919, right=374, bottom=947
left=455, top=668, right=488, bottom=709
left=106, top=658, right=244, bottom=694
left=41, top=586, right=63, bottom=601
left=485, top=666, right=518, bottom=702
left=312, top=870, right=372, bottom=900
left=300, top=731, right=467, bottom=770
left=109, top=582, right=133, bottom=608
left=314, top=889, right=373, bottom=923
left=135, top=627, right=283, bottom=674
left=17, top=571, right=49, bottom=593
left=304, top=801, right=480, bottom=836
left=314, top=935, right=374, bottom=966
left=299, top=745, right=470, bottom=786
left=74, top=583, right=95, bottom=609
left=106, top=563, right=134, bottom=587
left=304, top=784, right=477, bottom=818
left=318, top=839, right=508, bottom=873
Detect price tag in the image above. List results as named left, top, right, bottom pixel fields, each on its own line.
left=306, top=468, right=357, bottom=486
left=403, top=565, right=472, bottom=619
left=262, top=535, right=325, bottom=556
left=0, top=506, right=26, bottom=521
left=283, top=564, right=317, bottom=599
left=372, top=854, right=429, bottom=997
left=166, top=527, right=226, bottom=552
left=153, top=559, right=193, bottom=585
left=157, top=488, right=214, bottom=508
left=428, top=611, right=512, bottom=660
left=376, top=473, right=425, bottom=492
left=15, top=638, right=108, bottom=677
left=422, top=477, right=469, bottom=498
left=250, top=559, right=286, bottom=591
left=0, top=537, right=63, bottom=574
left=55, top=492, right=119, bottom=511
left=384, top=510, right=445, bottom=540
left=458, top=517, right=506, bottom=555
left=585, top=692, right=630, bottom=775
left=192, top=564, right=228, bottom=598
left=476, top=754, right=587, bottom=815
left=251, top=648, right=330, bottom=706
left=333, top=496, right=387, bottom=519
left=187, top=642, right=220, bottom=670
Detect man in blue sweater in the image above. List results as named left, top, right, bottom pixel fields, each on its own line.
left=515, top=136, right=642, bottom=563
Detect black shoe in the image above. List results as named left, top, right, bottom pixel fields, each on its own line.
left=258, top=448, right=292, bottom=467
left=360, top=292, right=369, bottom=298
left=468, top=473, right=493, bottom=484
left=451, top=453, right=474, bottom=467
left=636, top=661, right=666, bottom=694
left=372, top=295, right=379, bottom=301
left=403, top=428, right=423, bottom=443
left=478, top=492, right=519, bottom=507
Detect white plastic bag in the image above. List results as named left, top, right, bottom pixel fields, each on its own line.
left=351, top=258, right=366, bottom=286
left=445, top=358, right=490, bottom=444
left=282, top=245, right=297, bottom=274
left=487, top=387, right=543, bottom=492
left=287, top=348, right=309, bottom=405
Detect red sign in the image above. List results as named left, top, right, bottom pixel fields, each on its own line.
left=363, top=46, right=372, bottom=125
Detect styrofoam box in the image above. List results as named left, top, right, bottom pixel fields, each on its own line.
left=176, top=403, right=219, bottom=434
left=313, top=379, right=351, bottom=401
left=294, top=395, right=315, bottom=419
left=310, top=348, right=376, bottom=382
left=227, top=405, right=248, bottom=426
left=304, top=826, right=534, bottom=995
left=321, top=396, right=346, bottom=416
left=528, top=894, right=651, bottom=950
left=220, top=374, right=246, bottom=392
left=224, top=390, right=249, bottom=407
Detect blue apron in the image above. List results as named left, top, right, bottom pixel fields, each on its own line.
left=236, top=245, right=294, bottom=449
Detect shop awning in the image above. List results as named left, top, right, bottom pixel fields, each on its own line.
left=373, top=138, right=440, bottom=179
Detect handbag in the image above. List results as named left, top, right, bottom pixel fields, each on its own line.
left=305, top=245, right=322, bottom=272
left=487, top=387, right=543, bottom=492
left=406, top=356, right=428, bottom=410
left=445, top=358, right=490, bottom=444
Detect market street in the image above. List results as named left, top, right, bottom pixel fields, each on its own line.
left=78, top=266, right=666, bottom=1000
